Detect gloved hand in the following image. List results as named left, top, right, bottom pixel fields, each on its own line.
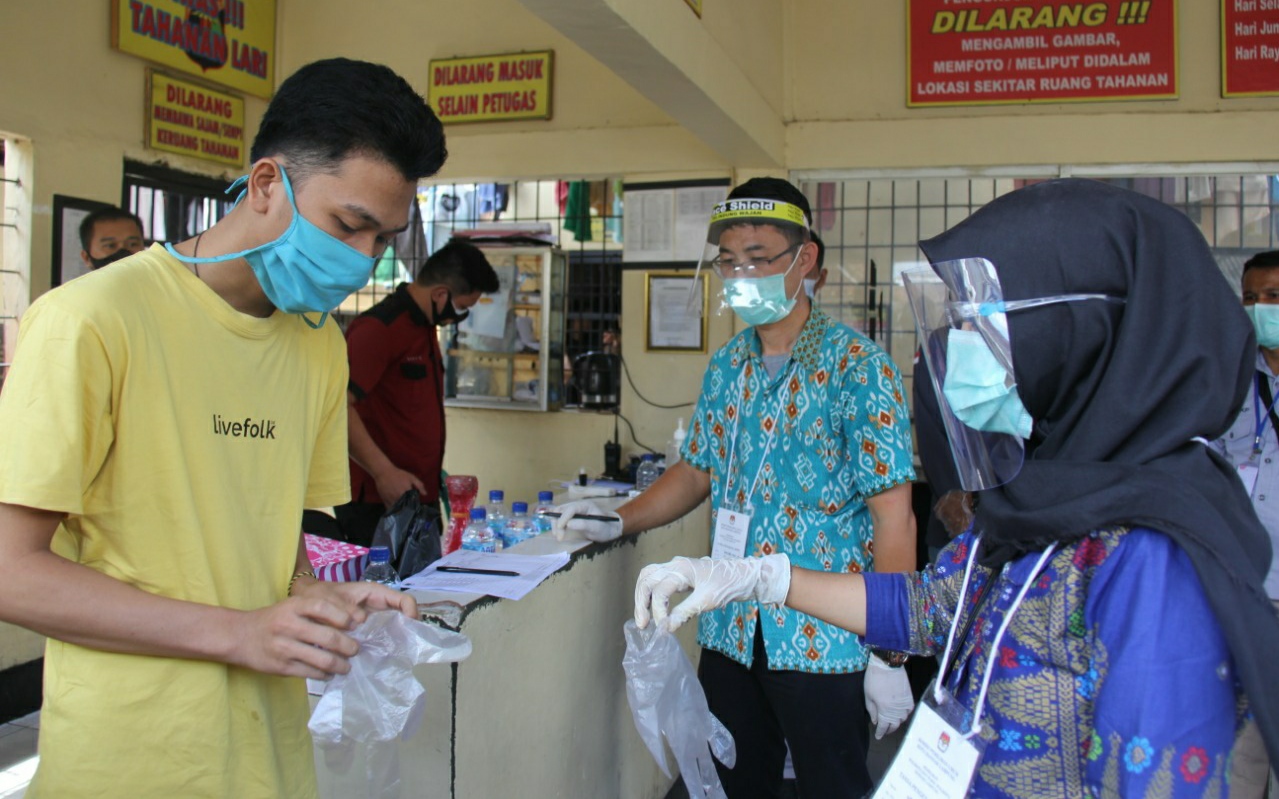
left=634, top=554, right=792, bottom=632
left=552, top=500, right=623, bottom=542
left=864, top=654, right=914, bottom=739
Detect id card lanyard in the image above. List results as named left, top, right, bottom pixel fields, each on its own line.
left=874, top=536, right=1059, bottom=799
left=711, top=361, right=796, bottom=560
left=1237, top=375, right=1279, bottom=496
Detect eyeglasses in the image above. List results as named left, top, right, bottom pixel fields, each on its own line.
left=710, top=244, right=800, bottom=275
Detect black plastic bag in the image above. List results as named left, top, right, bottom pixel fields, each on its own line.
left=370, top=491, right=442, bottom=581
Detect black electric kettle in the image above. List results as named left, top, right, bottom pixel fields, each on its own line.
left=572, top=352, right=620, bottom=408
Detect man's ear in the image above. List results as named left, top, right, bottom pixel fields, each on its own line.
left=80, top=249, right=93, bottom=268
left=244, top=158, right=283, bottom=214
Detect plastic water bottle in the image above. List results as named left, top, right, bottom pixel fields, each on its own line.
left=485, top=490, right=508, bottom=542
left=461, top=508, right=500, bottom=553
left=635, top=453, right=661, bottom=491
left=363, top=545, right=398, bottom=586
left=503, top=502, right=537, bottom=547
left=534, top=491, right=556, bottom=534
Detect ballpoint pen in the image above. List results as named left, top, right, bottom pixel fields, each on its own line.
left=541, top=511, right=619, bottom=522
left=436, top=565, right=521, bottom=577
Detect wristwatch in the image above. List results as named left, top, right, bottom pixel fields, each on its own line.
left=870, top=647, right=909, bottom=668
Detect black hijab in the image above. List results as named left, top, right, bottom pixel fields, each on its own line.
left=918, top=178, right=1279, bottom=762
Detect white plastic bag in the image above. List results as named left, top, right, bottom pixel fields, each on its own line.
left=310, top=610, right=471, bottom=798
left=622, top=620, right=736, bottom=799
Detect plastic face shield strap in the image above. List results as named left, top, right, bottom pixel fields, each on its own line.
left=902, top=257, right=1122, bottom=491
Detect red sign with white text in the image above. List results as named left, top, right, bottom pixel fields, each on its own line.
left=1222, top=1, right=1279, bottom=97
left=907, top=1, right=1178, bottom=106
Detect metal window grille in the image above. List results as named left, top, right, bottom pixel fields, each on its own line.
left=123, top=161, right=235, bottom=246
left=801, top=173, right=1279, bottom=391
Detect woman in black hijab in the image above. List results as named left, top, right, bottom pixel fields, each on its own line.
left=634, top=178, right=1279, bottom=797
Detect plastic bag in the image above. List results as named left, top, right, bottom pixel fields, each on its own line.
left=371, top=490, right=442, bottom=580
left=310, top=611, right=471, bottom=798
left=622, top=620, right=736, bottom=799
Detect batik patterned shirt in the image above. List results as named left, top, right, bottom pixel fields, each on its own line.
left=683, top=306, right=915, bottom=673
left=864, top=527, right=1240, bottom=798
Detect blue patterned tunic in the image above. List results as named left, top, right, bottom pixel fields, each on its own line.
left=864, top=527, right=1240, bottom=797
left=683, top=306, right=915, bottom=673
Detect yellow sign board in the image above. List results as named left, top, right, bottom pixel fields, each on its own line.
left=428, top=51, right=554, bottom=124
left=113, top=0, right=276, bottom=99
left=147, top=71, right=246, bottom=167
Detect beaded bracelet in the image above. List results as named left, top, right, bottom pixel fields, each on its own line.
left=287, top=569, right=316, bottom=597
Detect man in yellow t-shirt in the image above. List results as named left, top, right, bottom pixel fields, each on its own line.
left=0, top=58, right=447, bottom=798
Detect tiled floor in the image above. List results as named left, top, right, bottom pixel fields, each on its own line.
left=0, top=711, right=38, bottom=799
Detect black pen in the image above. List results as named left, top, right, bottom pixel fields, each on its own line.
left=541, top=511, right=619, bottom=523
left=436, top=565, right=521, bottom=577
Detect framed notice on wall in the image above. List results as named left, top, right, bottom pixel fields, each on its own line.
left=1222, top=0, right=1279, bottom=97
left=646, top=272, right=708, bottom=353
left=146, top=71, right=246, bottom=167
left=623, top=179, right=729, bottom=267
left=428, top=51, right=554, bottom=124
left=906, top=0, right=1178, bottom=106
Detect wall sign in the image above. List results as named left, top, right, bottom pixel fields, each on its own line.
left=113, top=0, right=276, bottom=99
left=428, top=51, right=554, bottom=124
left=1222, top=0, right=1279, bottom=97
left=907, top=1, right=1178, bottom=106
left=146, top=71, right=246, bottom=167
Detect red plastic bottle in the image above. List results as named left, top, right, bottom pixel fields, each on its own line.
left=443, top=475, right=479, bottom=554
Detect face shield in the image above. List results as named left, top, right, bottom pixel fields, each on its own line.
left=688, top=198, right=813, bottom=320
left=903, top=258, right=1123, bottom=491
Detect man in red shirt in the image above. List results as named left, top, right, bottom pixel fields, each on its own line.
left=336, top=239, right=499, bottom=545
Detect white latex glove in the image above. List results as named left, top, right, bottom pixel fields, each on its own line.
left=634, top=554, right=792, bottom=632
left=864, top=654, right=914, bottom=739
left=552, top=500, right=623, bottom=542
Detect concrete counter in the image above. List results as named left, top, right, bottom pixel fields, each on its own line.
left=316, top=501, right=711, bottom=799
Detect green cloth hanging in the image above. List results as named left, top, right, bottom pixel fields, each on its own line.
left=564, top=180, right=593, bottom=242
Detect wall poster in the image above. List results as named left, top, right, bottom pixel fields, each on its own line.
left=1222, top=0, right=1279, bottom=97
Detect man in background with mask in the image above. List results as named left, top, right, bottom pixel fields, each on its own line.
left=336, top=238, right=499, bottom=546
left=555, top=177, right=917, bottom=797
left=1213, top=249, right=1279, bottom=798
left=0, top=58, right=445, bottom=797
left=78, top=206, right=145, bottom=270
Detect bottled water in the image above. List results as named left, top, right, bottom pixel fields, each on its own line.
left=635, top=453, right=661, bottom=491
left=503, top=502, right=537, bottom=547
left=534, top=490, right=556, bottom=534
left=363, top=545, right=399, bottom=587
left=461, top=508, right=500, bottom=553
left=485, top=490, right=508, bottom=542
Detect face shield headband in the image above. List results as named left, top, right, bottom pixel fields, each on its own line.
left=903, top=258, right=1124, bottom=491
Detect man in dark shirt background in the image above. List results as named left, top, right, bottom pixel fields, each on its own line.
left=335, top=238, right=499, bottom=545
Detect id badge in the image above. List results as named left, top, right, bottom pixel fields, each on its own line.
left=873, top=681, right=987, bottom=799
left=1237, top=462, right=1260, bottom=497
left=711, top=504, right=752, bottom=559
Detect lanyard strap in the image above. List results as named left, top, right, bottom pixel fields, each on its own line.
left=932, top=537, right=1060, bottom=739
left=1254, top=372, right=1279, bottom=454
left=725, top=361, right=796, bottom=502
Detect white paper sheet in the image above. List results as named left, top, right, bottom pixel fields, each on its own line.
left=401, top=550, right=571, bottom=600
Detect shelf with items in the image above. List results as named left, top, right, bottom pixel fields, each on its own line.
left=444, top=246, right=566, bottom=411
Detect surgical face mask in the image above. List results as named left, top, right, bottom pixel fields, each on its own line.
left=942, top=328, right=1033, bottom=439
left=1246, top=304, right=1279, bottom=349
left=720, top=249, right=803, bottom=327
left=165, top=165, right=377, bottom=328
left=90, top=248, right=134, bottom=269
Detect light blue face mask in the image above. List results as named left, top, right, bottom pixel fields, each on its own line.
left=721, top=250, right=803, bottom=327
left=166, top=165, right=377, bottom=329
left=942, top=328, right=1033, bottom=439
left=1246, top=304, right=1279, bottom=349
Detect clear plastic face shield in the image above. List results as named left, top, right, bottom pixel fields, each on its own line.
left=903, top=258, right=1123, bottom=491
left=689, top=199, right=813, bottom=323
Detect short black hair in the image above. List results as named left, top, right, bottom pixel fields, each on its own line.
left=79, top=207, right=145, bottom=250
left=1243, top=250, right=1279, bottom=279
left=417, top=239, right=500, bottom=294
left=726, top=177, right=812, bottom=248
left=250, top=58, right=447, bottom=182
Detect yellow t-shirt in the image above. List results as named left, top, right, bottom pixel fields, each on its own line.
left=0, top=245, right=350, bottom=798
